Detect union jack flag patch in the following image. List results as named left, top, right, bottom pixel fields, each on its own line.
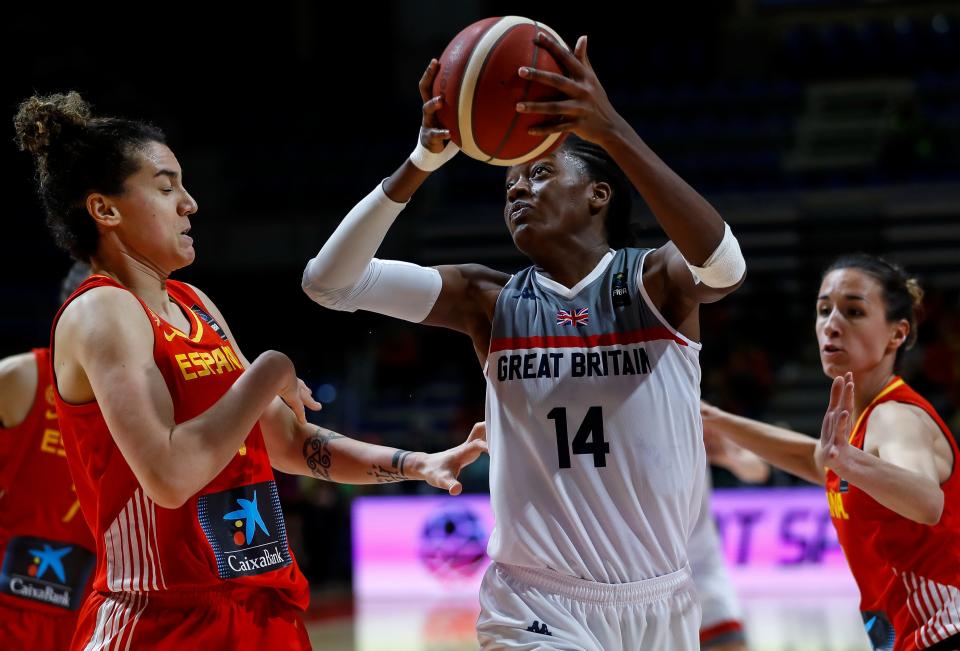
left=557, top=307, right=589, bottom=326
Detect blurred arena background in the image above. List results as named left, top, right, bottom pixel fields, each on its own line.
left=4, top=1, right=959, bottom=648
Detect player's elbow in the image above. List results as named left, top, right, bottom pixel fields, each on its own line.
left=301, top=260, right=327, bottom=299
left=917, top=492, right=944, bottom=526
left=142, top=484, right=189, bottom=510
left=139, top=470, right=196, bottom=510
left=301, top=261, right=347, bottom=310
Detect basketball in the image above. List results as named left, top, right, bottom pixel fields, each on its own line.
left=432, top=16, right=571, bottom=166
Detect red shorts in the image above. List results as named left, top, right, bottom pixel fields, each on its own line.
left=70, top=586, right=311, bottom=650
left=0, top=600, right=80, bottom=650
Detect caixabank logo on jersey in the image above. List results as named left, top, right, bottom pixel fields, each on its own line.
left=0, top=535, right=94, bottom=610
left=197, top=481, right=292, bottom=579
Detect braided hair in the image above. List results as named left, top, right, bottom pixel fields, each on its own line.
left=559, top=135, right=637, bottom=248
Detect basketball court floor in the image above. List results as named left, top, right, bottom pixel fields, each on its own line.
left=305, top=592, right=872, bottom=650
left=307, top=489, right=874, bottom=650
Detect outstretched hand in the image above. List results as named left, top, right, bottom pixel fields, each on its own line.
left=815, top=373, right=856, bottom=472
left=419, top=422, right=488, bottom=495
left=700, top=400, right=729, bottom=438
left=515, top=34, right=626, bottom=145
left=279, top=378, right=323, bottom=425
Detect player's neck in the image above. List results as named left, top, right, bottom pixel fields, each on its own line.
left=91, top=247, right=172, bottom=315
left=853, top=366, right=897, bottom=416
left=533, top=240, right=611, bottom=290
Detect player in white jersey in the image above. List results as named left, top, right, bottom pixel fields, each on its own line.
left=302, top=33, right=746, bottom=649
left=693, top=422, right=770, bottom=650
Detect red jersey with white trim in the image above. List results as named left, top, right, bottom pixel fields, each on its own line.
left=0, top=348, right=95, bottom=614
left=825, top=377, right=960, bottom=651
left=51, top=276, right=308, bottom=609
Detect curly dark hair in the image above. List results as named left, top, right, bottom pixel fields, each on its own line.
left=13, top=91, right=166, bottom=261
left=559, top=135, right=636, bottom=249
left=824, top=253, right=924, bottom=371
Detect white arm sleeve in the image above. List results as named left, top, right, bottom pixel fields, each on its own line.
left=302, top=182, right=443, bottom=323
left=684, top=222, right=746, bottom=289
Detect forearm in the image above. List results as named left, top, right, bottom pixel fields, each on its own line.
left=835, top=447, right=944, bottom=525
left=602, top=123, right=725, bottom=265
left=295, top=426, right=427, bottom=485
left=382, top=159, right=432, bottom=203
left=302, top=180, right=409, bottom=293
left=158, top=352, right=293, bottom=503
left=712, top=413, right=822, bottom=485
left=303, top=153, right=438, bottom=293
left=301, top=165, right=443, bottom=321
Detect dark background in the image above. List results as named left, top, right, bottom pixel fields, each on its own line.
left=4, top=0, right=960, bottom=589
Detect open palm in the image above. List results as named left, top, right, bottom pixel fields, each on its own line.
left=815, top=373, right=855, bottom=472
left=421, top=422, right=487, bottom=495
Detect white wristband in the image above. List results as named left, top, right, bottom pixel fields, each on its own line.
left=409, top=136, right=459, bottom=172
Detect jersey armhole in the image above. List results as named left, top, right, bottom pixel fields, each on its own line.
left=868, top=400, right=957, bottom=485
left=634, top=249, right=702, bottom=350
left=484, top=274, right=516, bottom=365
left=0, top=351, right=44, bottom=430
left=51, top=281, right=159, bottom=410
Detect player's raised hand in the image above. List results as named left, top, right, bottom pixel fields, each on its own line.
left=516, top=34, right=626, bottom=146
left=815, top=372, right=855, bottom=472
left=418, top=59, right=452, bottom=153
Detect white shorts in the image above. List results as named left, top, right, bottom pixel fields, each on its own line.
left=477, top=562, right=701, bottom=650
left=689, top=488, right=745, bottom=647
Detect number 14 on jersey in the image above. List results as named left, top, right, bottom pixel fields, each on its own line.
left=548, top=406, right=609, bottom=469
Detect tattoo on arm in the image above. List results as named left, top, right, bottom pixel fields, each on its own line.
left=302, top=429, right=345, bottom=481
left=368, top=450, right=413, bottom=484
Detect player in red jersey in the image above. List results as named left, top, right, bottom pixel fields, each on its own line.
left=701, top=254, right=958, bottom=651
left=0, top=264, right=95, bottom=651
left=13, top=92, right=487, bottom=650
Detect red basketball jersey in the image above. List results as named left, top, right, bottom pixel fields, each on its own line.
left=826, top=377, right=960, bottom=651
left=51, top=276, right=309, bottom=610
left=0, top=348, right=95, bottom=615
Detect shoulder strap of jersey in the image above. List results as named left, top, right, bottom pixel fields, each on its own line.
left=166, top=282, right=233, bottom=344
left=165, top=280, right=200, bottom=306
left=883, top=380, right=958, bottom=456
left=49, top=274, right=163, bottom=405
left=849, top=377, right=905, bottom=447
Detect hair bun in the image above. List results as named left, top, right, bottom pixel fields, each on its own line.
left=905, top=277, right=925, bottom=310
left=13, top=91, right=91, bottom=156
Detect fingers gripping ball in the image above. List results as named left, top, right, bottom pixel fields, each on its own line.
left=432, top=16, right=570, bottom=166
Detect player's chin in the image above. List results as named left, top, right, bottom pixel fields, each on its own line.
left=510, top=224, right=538, bottom=255
left=819, top=358, right=849, bottom=379
left=172, top=247, right=196, bottom=270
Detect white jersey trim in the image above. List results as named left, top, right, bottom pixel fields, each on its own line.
left=104, top=489, right=166, bottom=593
left=635, top=249, right=702, bottom=350
left=534, top=251, right=615, bottom=299
left=900, top=569, right=960, bottom=648
left=82, top=591, right=148, bottom=651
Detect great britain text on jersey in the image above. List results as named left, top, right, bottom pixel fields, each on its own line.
left=496, top=347, right=652, bottom=381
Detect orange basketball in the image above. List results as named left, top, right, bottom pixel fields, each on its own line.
left=432, top=16, right=570, bottom=166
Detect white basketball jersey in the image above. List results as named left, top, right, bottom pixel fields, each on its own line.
left=484, top=248, right=706, bottom=583
left=689, top=473, right=744, bottom=629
